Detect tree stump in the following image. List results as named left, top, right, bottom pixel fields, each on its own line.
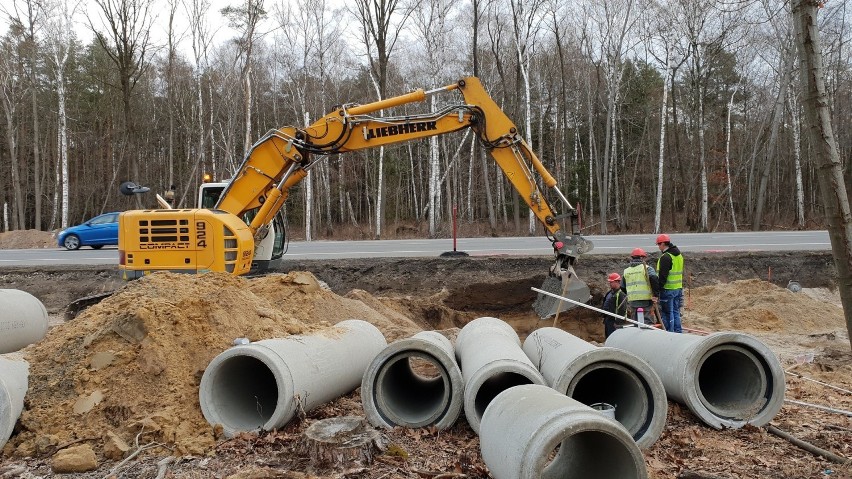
left=299, top=416, right=386, bottom=472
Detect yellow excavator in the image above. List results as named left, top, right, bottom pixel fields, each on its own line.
left=117, top=77, right=593, bottom=316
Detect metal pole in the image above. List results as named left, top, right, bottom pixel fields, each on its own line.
left=453, top=206, right=458, bottom=252
left=531, top=287, right=655, bottom=329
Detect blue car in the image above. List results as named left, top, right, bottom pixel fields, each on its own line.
left=57, top=212, right=120, bottom=250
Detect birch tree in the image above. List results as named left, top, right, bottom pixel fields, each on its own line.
left=588, top=0, right=640, bottom=234
left=351, top=0, right=411, bottom=239
left=41, top=0, right=79, bottom=229
left=509, top=0, right=545, bottom=234
left=222, top=0, right=266, bottom=157
left=183, top=0, right=212, bottom=205
left=409, top=0, right=455, bottom=237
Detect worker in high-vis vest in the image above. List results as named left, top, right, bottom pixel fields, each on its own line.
left=602, top=272, right=628, bottom=338
left=622, top=248, right=660, bottom=325
left=656, top=234, right=685, bottom=333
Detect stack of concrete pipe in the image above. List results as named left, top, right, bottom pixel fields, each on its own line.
left=523, top=327, right=667, bottom=448
left=199, top=319, right=386, bottom=437
left=455, top=317, right=546, bottom=434
left=606, top=328, right=785, bottom=429
left=361, top=331, right=463, bottom=430
left=0, top=289, right=49, bottom=450
left=480, top=384, right=648, bottom=479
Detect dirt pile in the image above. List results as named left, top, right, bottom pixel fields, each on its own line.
left=684, top=279, right=845, bottom=335
left=0, top=230, right=56, bottom=249
left=7, top=271, right=421, bottom=459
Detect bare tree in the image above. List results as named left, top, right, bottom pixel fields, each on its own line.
left=0, top=30, right=25, bottom=230
left=222, top=0, right=266, bottom=157
left=90, top=0, right=155, bottom=190
left=509, top=0, right=545, bottom=234
left=6, top=0, right=42, bottom=229
left=40, top=0, right=79, bottom=229
left=351, top=0, right=412, bottom=239
left=792, top=0, right=852, bottom=349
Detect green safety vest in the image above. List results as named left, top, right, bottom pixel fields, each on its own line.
left=623, top=264, right=652, bottom=301
left=658, top=252, right=684, bottom=290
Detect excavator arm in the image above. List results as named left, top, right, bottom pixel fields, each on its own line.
left=118, top=77, right=591, bottom=315
left=216, top=77, right=591, bottom=259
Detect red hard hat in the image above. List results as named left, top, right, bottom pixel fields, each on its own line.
left=631, top=247, right=648, bottom=257
left=656, top=233, right=670, bottom=244
left=607, top=273, right=621, bottom=282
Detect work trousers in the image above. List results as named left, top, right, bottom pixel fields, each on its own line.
left=660, top=288, right=683, bottom=333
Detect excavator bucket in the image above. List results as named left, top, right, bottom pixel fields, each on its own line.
left=532, top=265, right=590, bottom=320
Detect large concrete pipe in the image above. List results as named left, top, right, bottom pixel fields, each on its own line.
left=523, top=327, right=667, bottom=448
left=480, top=384, right=648, bottom=479
left=200, top=320, right=387, bottom=437
left=1, top=357, right=29, bottom=450
left=362, top=331, right=463, bottom=430
left=606, top=328, right=785, bottom=429
left=0, top=289, right=48, bottom=354
left=455, top=317, right=545, bottom=434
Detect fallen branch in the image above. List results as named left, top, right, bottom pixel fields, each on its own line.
left=767, top=425, right=850, bottom=464
left=103, top=428, right=173, bottom=479
left=48, top=436, right=99, bottom=456
left=154, top=456, right=174, bottom=479
left=678, top=471, right=731, bottom=479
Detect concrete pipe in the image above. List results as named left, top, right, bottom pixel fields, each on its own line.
left=480, top=384, right=647, bottom=479
left=0, top=289, right=48, bottom=354
left=1, top=357, right=29, bottom=450
left=606, top=328, right=785, bottom=429
left=362, top=331, right=463, bottom=430
left=200, top=320, right=387, bottom=437
left=523, top=327, right=667, bottom=448
left=455, top=317, right=545, bottom=434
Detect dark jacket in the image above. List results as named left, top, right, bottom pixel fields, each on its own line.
left=657, top=245, right=683, bottom=289
left=603, top=287, right=628, bottom=317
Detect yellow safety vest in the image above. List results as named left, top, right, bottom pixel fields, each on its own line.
left=623, top=264, right=652, bottom=301
left=658, top=252, right=684, bottom=290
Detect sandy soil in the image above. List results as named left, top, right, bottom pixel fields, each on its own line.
left=0, top=232, right=849, bottom=479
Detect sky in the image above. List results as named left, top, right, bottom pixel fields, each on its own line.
left=0, top=0, right=247, bottom=58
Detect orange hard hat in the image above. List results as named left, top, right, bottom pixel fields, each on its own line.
left=631, top=247, right=648, bottom=257
left=656, top=233, right=670, bottom=244
left=607, top=273, right=621, bottom=282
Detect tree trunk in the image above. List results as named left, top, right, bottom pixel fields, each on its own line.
left=792, top=0, right=852, bottom=350
left=788, top=92, right=806, bottom=228
left=753, top=46, right=793, bottom=231
left=724, top=86, right=739, bottom=231
left=654, top=55, right=671, bottom=234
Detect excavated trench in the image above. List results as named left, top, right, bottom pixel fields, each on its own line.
left=0, top=251, right=833, bottom=344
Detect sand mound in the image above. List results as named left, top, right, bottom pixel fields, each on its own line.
left=0, top=230, right=56, bottom=249
left=8, top=271, right=420, bottom=458
left=684, top=279, right=845, bottom=334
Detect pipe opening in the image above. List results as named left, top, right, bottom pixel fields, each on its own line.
left=376, top=352, right=450, bottom=427
left=206, top=355, right=278, bottom=431
left=697, top=345, right=768, bottom=419
left=569, top=364, right=648, bottom=436
left=542, top=430, right=642, bottom=478
left=474, top=372, right=534, bottom=419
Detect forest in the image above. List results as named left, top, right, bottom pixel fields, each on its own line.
left=0, top=0, right=850, bottom=240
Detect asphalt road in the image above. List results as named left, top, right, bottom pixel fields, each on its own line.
left=0, top=231, right=831, bottom=268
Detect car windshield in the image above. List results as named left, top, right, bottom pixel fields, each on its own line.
left=89, top=214, right=117, bottom=225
